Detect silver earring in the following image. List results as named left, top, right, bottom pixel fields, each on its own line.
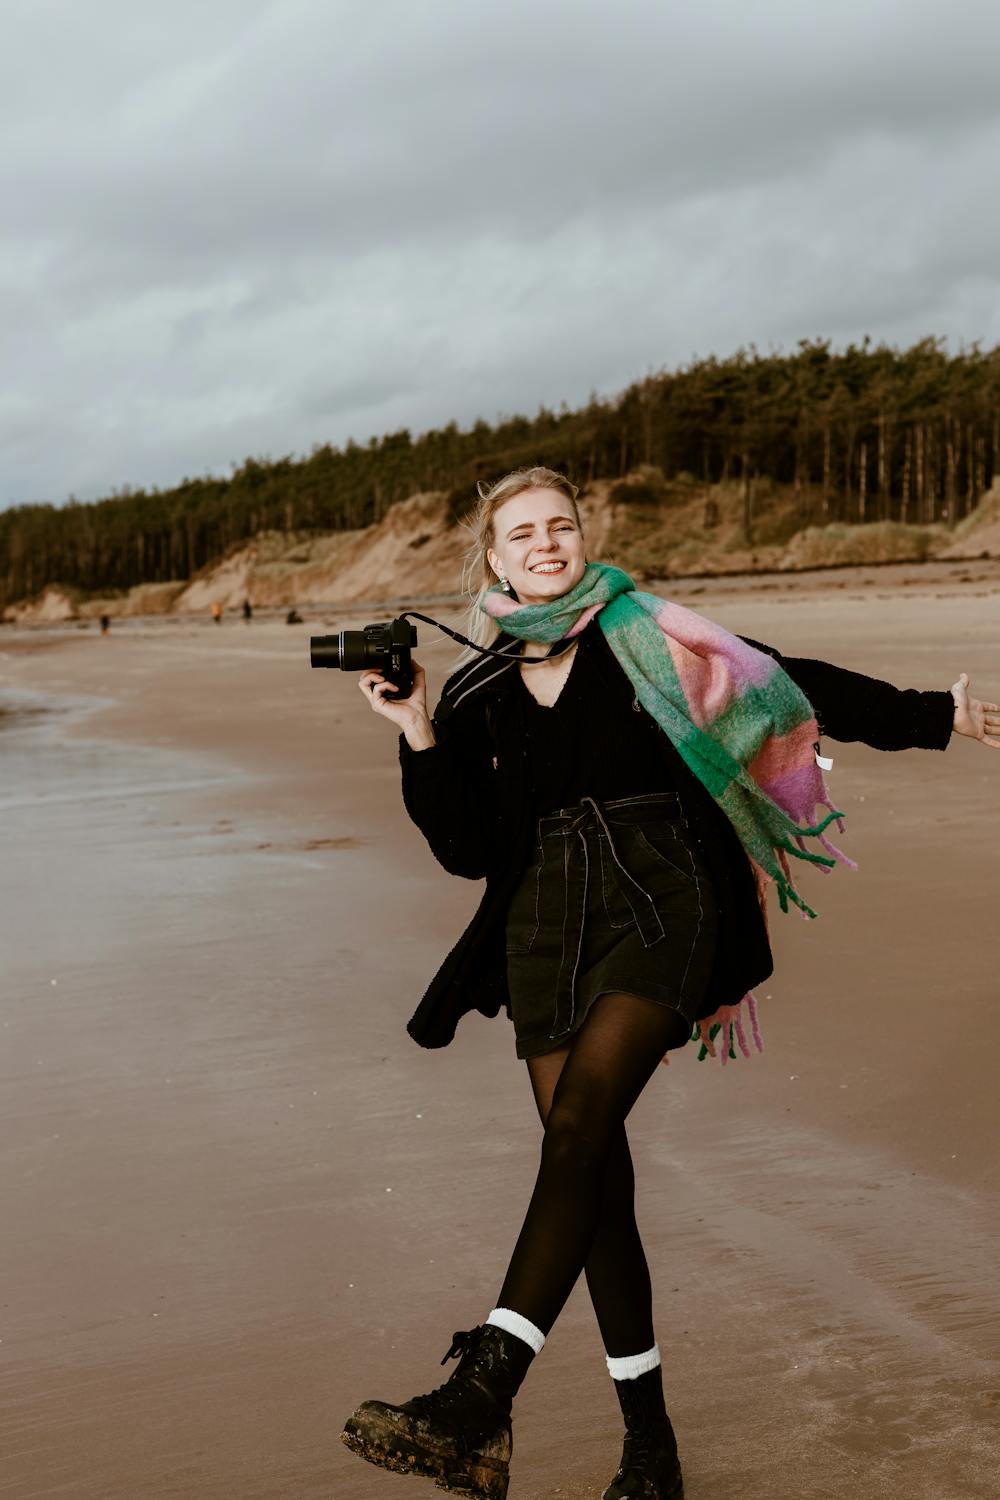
left=499, top=572, right=511, bottom=593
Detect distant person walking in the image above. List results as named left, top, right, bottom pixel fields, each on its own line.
left=342, top=466, right=999, bottom=1500
left=211, top=601, right=223, bottom=625
left=242, top=598, right=253, bottom=622
left=99, top=614, right=110, bottom=636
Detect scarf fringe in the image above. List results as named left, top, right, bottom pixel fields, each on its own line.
left=814, top=799, right=858, bottom=870
left=694, top=993, right=764, bottom=1064
left=770, top=804, right=857, bottom=915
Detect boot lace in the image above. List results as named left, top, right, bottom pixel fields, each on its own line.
left=439, top=1327, right=484, bottom=1366
left=407, top=1383, right=471, bottom=1422
left=404, top=1327, right=489, bottom=1424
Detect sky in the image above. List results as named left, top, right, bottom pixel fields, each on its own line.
left=3, top=0, right=1000, bottom=510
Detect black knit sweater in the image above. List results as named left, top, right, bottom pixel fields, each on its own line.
left=517, top=621, right=676, bottom=816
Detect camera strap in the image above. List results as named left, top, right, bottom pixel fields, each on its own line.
left=401, top=611, right=576, bottom=722
left=401, top=610, right=575, bottom=664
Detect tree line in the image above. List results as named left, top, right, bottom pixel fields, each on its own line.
left=3, top=336, right=999, bottom=610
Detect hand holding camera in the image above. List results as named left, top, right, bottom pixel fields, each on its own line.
left=359, top=660, right=435, bottom=748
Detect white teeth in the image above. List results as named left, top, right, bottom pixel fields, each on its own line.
left=530, top=562, right=565, bottom=573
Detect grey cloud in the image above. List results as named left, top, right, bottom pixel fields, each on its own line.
left=3, top=0, right=1000, bottom=505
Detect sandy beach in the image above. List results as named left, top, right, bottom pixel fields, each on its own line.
left=2, top=562, right=999, bottom=1499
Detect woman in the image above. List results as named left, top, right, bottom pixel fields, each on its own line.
left=341, top=467, right=998, bottom=1500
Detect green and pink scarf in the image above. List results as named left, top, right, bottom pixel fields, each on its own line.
left=482, top=562, right=856, bottom=1062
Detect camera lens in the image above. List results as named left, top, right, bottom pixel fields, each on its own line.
left=310, top=633, right=344, bottom=668
left=310, top=631, right=385, bottom=670
left=338, top=632, right=374, bottom=670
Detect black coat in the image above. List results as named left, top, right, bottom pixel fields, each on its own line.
left=398, top=626, right=954, bottom=1049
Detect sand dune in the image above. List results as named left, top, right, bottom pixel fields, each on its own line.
left=11, top=479, right=999, bottom=627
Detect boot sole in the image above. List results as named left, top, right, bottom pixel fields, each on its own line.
left=341, top=1418, right=510, bottom=1500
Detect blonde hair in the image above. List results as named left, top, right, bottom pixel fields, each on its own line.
left=453, top=466, right=583, bottom=667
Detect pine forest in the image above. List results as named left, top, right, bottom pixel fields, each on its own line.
left=3, top=337, right=999, bottom=612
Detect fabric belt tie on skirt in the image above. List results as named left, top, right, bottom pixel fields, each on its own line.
left=543, top=793, right=680, bottom=1038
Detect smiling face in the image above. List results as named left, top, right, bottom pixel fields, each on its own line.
left=486, top=487, right=587, bottom=605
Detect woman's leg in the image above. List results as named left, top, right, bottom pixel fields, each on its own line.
left=525, top=1046, right=654, bottom=1357
left=495, top=992, right=687, bottom=1337
left=340, top=995, right=686, bottom=1497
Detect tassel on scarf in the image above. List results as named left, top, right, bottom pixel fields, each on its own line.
left=694, top=994, right=764, bottom=1065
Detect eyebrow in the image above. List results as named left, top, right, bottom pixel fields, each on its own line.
left=505, top=515, right=577, bottom=539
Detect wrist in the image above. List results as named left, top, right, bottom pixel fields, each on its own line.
left=402, top=714, right=437, bottom=751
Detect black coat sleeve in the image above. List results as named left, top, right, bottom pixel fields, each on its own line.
left=397, top=696, right=501, bottom=880
left=738, top=636, right=954, bottom=751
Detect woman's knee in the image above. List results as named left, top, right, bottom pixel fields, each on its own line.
left=542, top=1097, right=616, bottom=1176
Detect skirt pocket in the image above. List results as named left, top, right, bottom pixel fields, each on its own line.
left=634, top=823, right=697, bottom=884
left=601, top=823, right=697, bottom=931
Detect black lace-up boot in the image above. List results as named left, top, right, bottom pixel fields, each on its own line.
left=341, top=1324, right=534, bottom=1498
left=602, top=1366, right=683, bottom=1499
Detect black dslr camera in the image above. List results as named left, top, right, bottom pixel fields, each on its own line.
left=310, top=616, right=417, bottom=698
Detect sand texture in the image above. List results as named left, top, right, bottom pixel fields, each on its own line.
left=2, top=566, right=999, bottom=1498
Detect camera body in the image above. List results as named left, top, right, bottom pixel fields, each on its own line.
left=310, top=616, right=417, bottom=698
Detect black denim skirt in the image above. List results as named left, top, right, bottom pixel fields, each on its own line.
left=505, top=792, right=718, bottom=1059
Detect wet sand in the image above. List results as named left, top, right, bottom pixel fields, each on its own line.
left=2, top=565, right=999, bottom=1498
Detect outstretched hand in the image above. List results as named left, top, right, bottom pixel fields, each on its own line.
left=950, top=673, right=1000, bottom=748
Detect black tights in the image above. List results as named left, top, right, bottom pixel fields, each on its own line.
left=496, top=992, right=688, bottom=1357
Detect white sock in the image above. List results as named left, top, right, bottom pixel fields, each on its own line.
left=486, top=1307, right=546, bottom=1356
left=606, top=1343, right=661, bottom=1381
